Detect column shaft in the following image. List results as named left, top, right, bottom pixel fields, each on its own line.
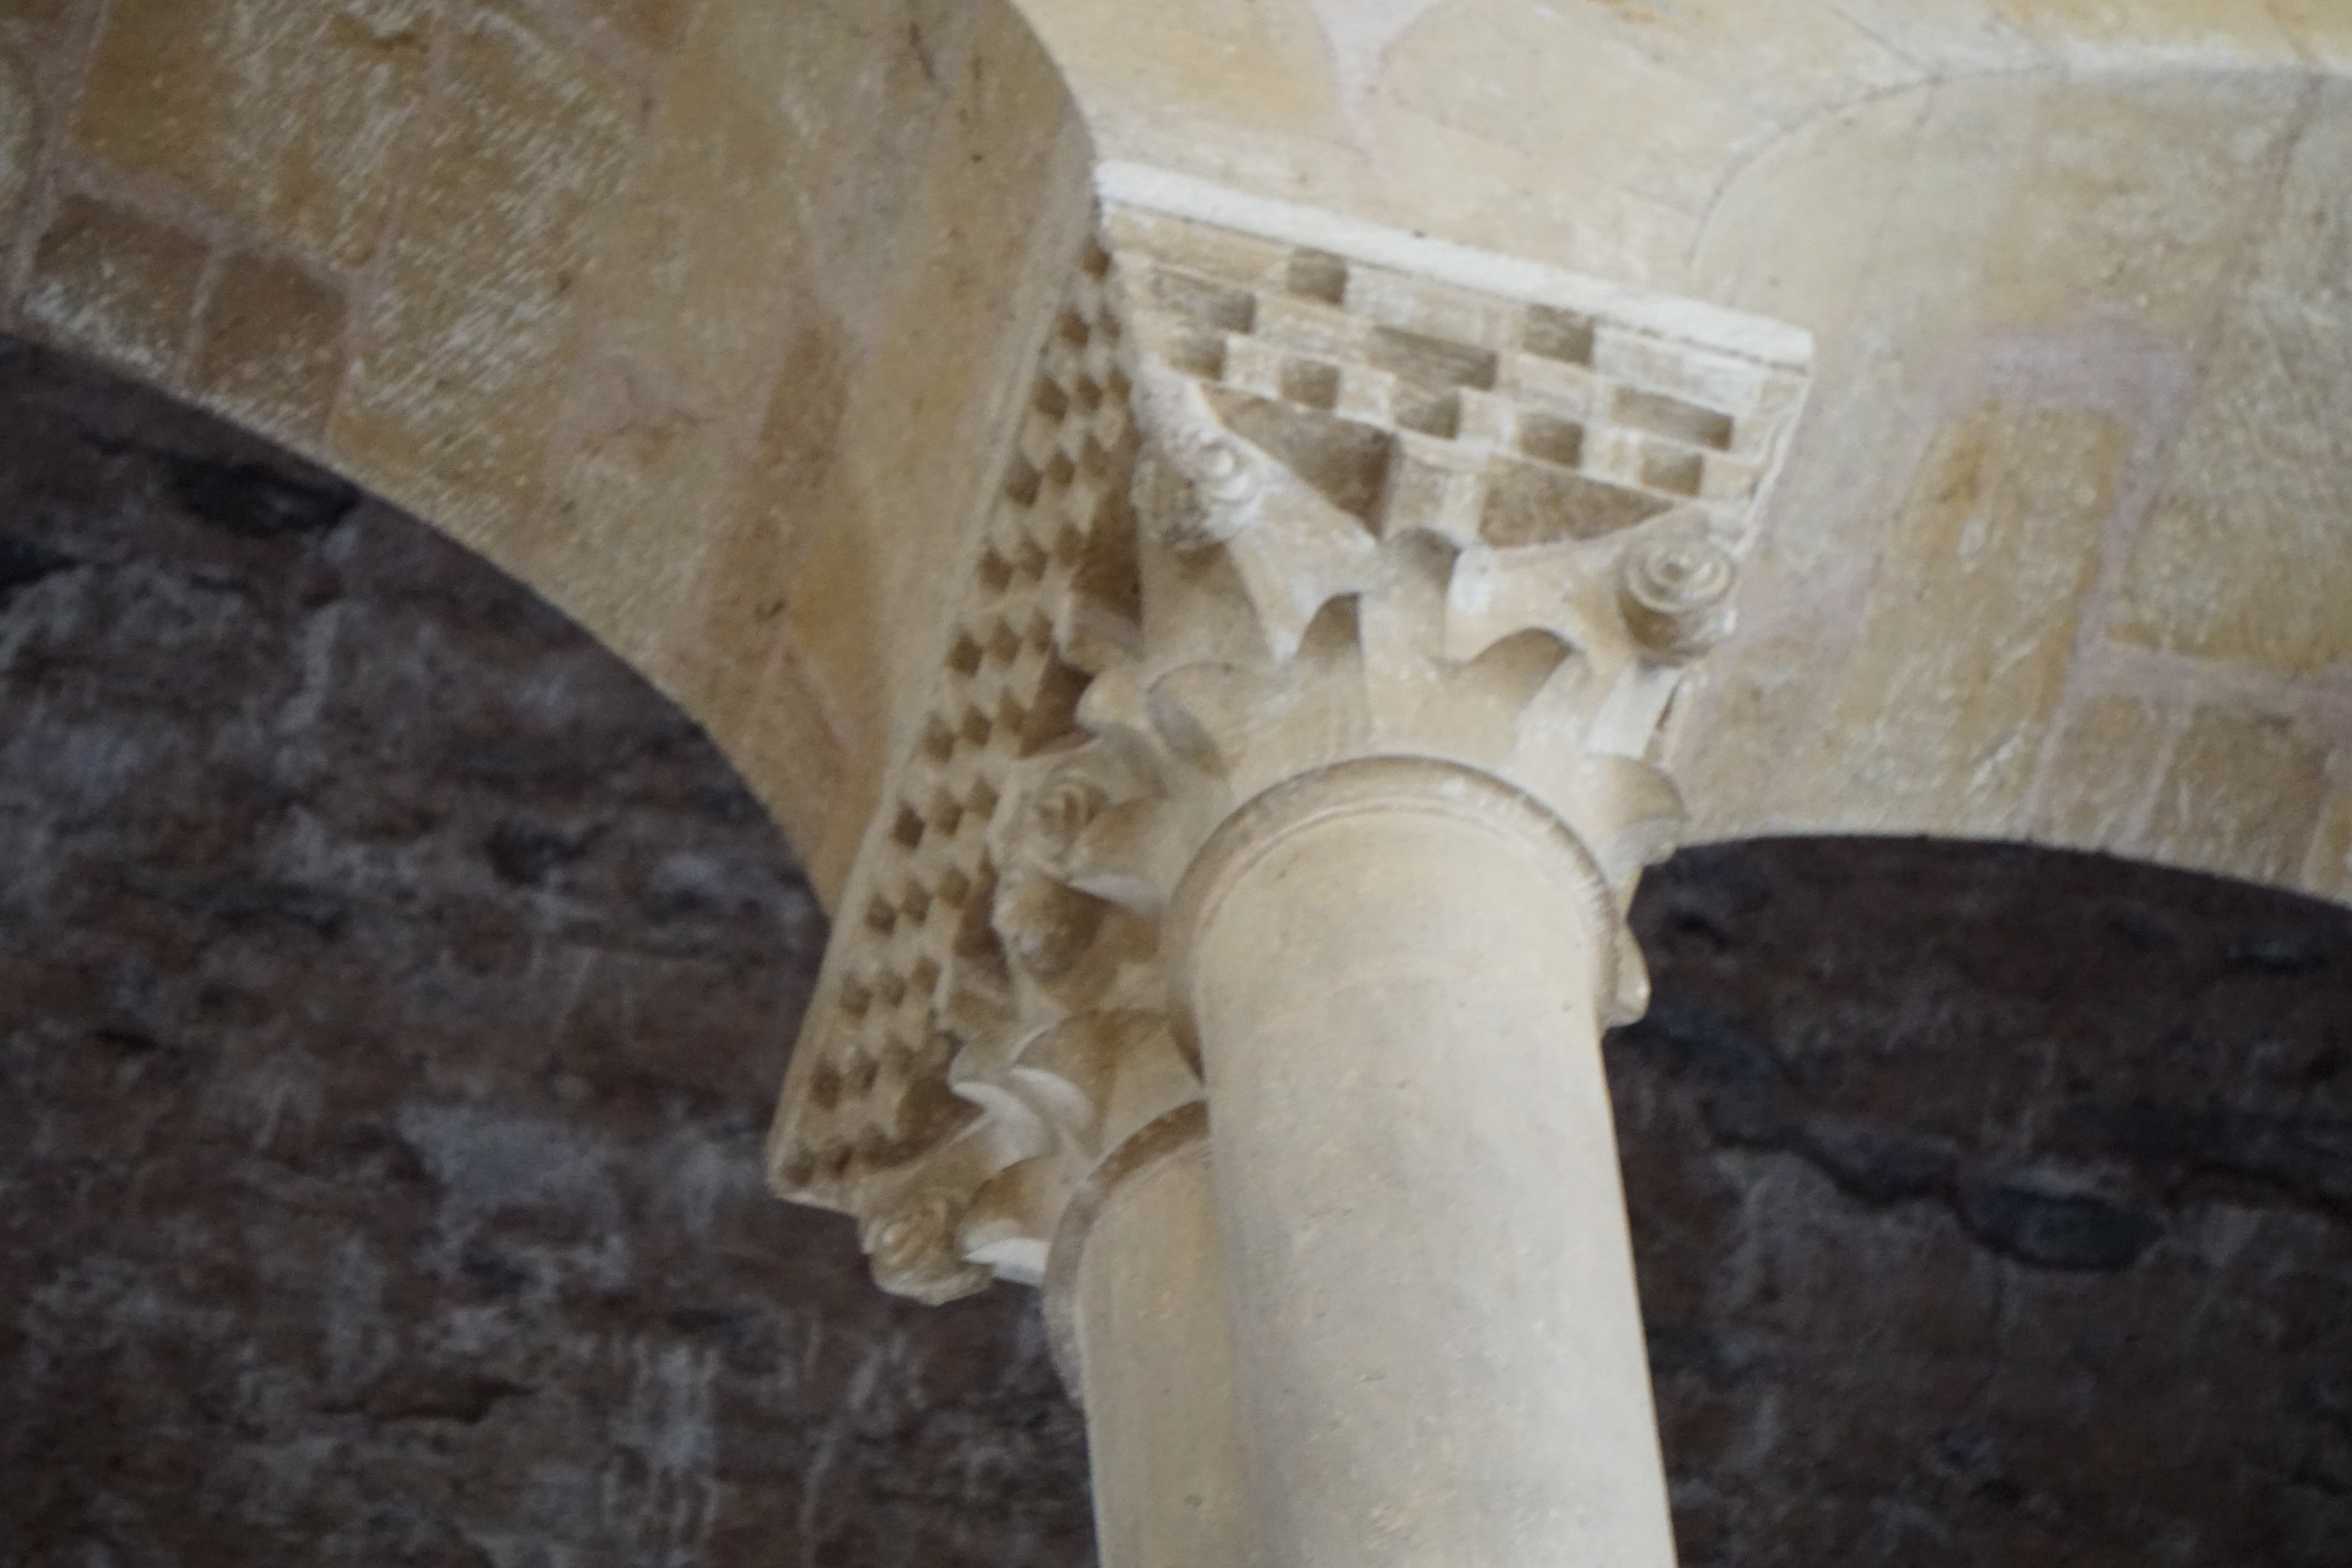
left=1178, top=762, right=1675, bottom=1568
left=1063, top=1120, right=1252, bottom=1568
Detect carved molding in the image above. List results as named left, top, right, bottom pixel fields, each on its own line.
left=766, top=186, right=1810, bottom=1307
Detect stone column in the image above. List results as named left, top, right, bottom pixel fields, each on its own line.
left=766, top=173, right=1811, bottom=1568
left=1047, top=1108, right=1251, bottom=1568
left=1177, top=760, right=1672, bottom=1566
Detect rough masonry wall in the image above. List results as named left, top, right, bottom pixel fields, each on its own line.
left=1621, top=838, right=2352, bottom=1566
left=3, top=338, right=2348, bottom=1566
left=0, top=337, right=1091, bottom=1567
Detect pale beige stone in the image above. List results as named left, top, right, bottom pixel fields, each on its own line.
left=769, top=200, right=1807, bottom=1254
left=1815, top=0, right=2049, bottom=69
left=1808, top=403, right=2125, bottom=836
left=2144, top=708, right=2331, bottom=884
left=2027, top=696, right=2172, bottom=850
left=1382, top=5, right=1782, bottom=218
left=1187, top=768, right=1671, bottom=1568
left=777, top=2, right=1097, bottom=805
left=22, top=194, right=206, bottom=379
left=1988, top=0, right=2302, bottom=62
left=540, top=0, right=948, bottom=745
left=2271, top=0, right=2352, bottom=67
left=723, top=637, right=849, bottom=910
left=5, top=8, right=2352, bottom=1566
left=1975, top=72, right=2304, bottom=337
left=1020, top=0, right=1345, bottom=148
left=192, top=251, right=348, bottom=444
left=2114, top=88, right=2352, bottom=674
left=78, top=0, right=434, bottom=269
left=768, top=195, right=1806, bottom=1568
left=1669, top=617, right=1845, bottom=842
left=1065, top=1125, right=1249, bottom=1568
left=330, top=6, right=631, bottom=537
left=1685, top=85, right=1933, bottom=596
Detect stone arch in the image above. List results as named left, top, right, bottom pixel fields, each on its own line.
left=1672, top=65, right=2352, bottom=907
left=0, top=0, right=1097, bottom=905
left=943, top=0, right=2352, bottom=902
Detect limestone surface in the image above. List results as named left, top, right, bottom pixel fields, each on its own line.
left=1, top=336, right=2346, bottom=1564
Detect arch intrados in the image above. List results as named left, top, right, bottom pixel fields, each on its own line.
left=0, top=0, right=1097, bottom=905
left=8, top=3, right=2348, bottom=909
left=1672, top=64, right=2352, bottom=910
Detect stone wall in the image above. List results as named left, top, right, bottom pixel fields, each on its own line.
left=0, top=0, right=1098, bottom=902
left=1621, top=837, right=2352, bottom=1564
left=4, top=336, right=2347, bottom=1563
left=0, top=336, right=1092, bottom=1567
left=9, top=1, right=2350, bottom=918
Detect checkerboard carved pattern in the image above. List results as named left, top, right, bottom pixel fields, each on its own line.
left=767, top=195, right=1811, bottom=1305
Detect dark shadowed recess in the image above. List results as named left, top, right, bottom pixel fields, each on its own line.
left=0, top=335, right=1090, bottom=1568
left=1621, top=837, right=2352, bottom=1567
left=1, top=332, right=2347, bottom=1567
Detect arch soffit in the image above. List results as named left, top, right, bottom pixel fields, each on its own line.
left=0, top=0, right=1098, bottom=905
left=5, top=0, right=2349, bottom=907
left=1004, top=0, right=2352, bottom=905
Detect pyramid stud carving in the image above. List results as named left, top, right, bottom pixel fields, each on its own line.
left=767, top=186, right=1812, bottom=1305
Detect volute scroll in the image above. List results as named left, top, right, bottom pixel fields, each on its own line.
left=767, top=181, right=1812, bottom=1305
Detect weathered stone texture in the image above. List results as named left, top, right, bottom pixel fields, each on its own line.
left=77, top=0, right=435, bottom=269
left=332, top=6, right=632, bottom=538
left=2114, top=81, right=2352, bottom=675
left=2027, top=694, right=2169, bottom=850
left=1811, top=402, right=2123, bottom=834
left=0, top=0, right=73, bottom=31
left=0, top=42, right=31, bottom=226
left=21, top=195, right=207, bottom=380
left=192, top=250, right=349, bottom=442
left=1622, top=836, right=2352, bottom=1566
left=2146, top=707, right=2334, bottom=885
left=3, top=327, right=2349, bottom=1563
left=574, top=0, right=693, bottom=56
left=0, top=336, right=1092, bottom=1567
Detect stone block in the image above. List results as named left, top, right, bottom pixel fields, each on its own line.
left=2114, top=90, right=2352, bottom=674
left=77, top=0, right=435, bottom=269
left=0, top=43, right=30, bottom=229
left=1385, top=6, right=1760, bottom=218
left=0, top=0, right=75, bottom=27
left=782, top=0, right=1094, bottom=803
left=574, top=0, right=820, bottom=417
left=22, top=193, right=206, bottom=379
left=1980, top=72, right=2303, bottom=337
left=2027, top=695, right=2170, bottom=851
left=1809, top=402, right=2124, bottom=837
left=192, top=251, right=348, bottom=444
left=1810, top=0, right=2047, bottom=70
left=1989, top=0, right=2303, bottom=63
left=330, top=6, right=630, bottom=538
left=2143, top=708, right=2331, bottom=885
left=574, top=0, right=692, bottom=55
left=2271, top=0, right=2352, bottom=66
left=2309, top=770, right=2352, bottom=903
left=730, top=637, right=848, bottom=902
left=1670, top=617, right=1843, bottom=844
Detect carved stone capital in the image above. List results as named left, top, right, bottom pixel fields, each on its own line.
left=766, top=181, right=1810, bottom=1305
